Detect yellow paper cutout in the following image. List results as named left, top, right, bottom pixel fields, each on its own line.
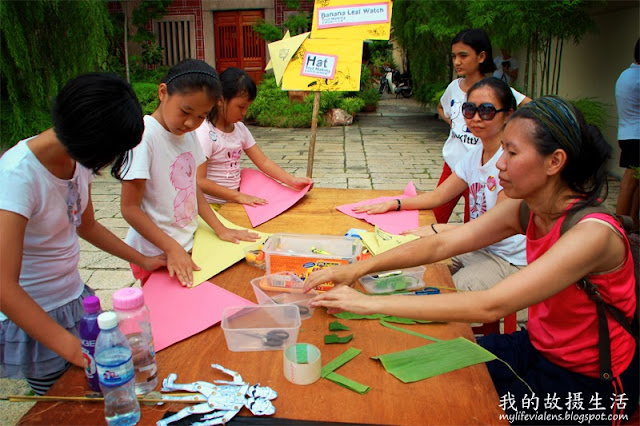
left=311, top=0, right=393, bottom=41
left=265, top=30, right=291, bottom=72
left=267, top=31, right=310, bottom=85
left=359, top=226, right=417, bottom=255
left=282, top=38, right=362, bottom=92
left=191, top=210, right=270, bottom=287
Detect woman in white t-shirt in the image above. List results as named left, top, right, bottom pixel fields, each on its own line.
left=195, top=68, right=313, bottom=206
left=355, top=78, right=526, bottom=291
left=436, top=29, right=530, bottom=224
left=0, top=74, right=165, bottom=395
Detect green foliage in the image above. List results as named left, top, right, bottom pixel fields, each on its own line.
left=368, top=40, right=396, bottom=69
left=0, top=0, right=113, bottom=148
left=252, top=19, right=284, bottom=42
left=132, top=82, right=160, bottom=115
left=338, top=97, right=366, bottom=115
left=569, top=98, right=610, bottom=131
left=283, top=12, right=311, bottom=36
left=252, top=7, right=310, bottom=42
left=358, top=88, right=380, bottom=107
left=131, top=0, right=173, bottom=43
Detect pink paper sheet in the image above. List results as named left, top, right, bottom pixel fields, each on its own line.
left=239, top=168, right=311, bottom=227
left=336, top=181, right=419, bottom=234
left=143, top=270, right=254, bottom=351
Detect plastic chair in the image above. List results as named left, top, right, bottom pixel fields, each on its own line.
left=472, top=312, right=517, bottom=335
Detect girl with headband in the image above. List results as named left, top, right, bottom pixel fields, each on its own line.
left=305, top=97, right=637, bottom=423
left=121, top=59, right=258, bottom=287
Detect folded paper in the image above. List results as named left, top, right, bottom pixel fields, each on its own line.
left=266, top=31, right=310, bottom=85
left=239, top=168, right=311, bottom=227
left=324, top=333, right=354, bottom=344
left=359, top=226, right=418, bottom=256
left=191, top=210, right=270, bottom=287
left=143, top=270, right=254, bottom=351
left=336, top=181, right=419, bottom=235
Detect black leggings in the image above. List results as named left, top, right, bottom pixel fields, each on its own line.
left=26, top=363, right=70, bottom=395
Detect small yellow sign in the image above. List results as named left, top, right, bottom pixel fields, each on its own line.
left=311, top=0, right=393, bottom=40
left=282, top=38, right=363, bottom=92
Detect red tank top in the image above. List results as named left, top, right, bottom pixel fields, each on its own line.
left=526, top=212, right=636, bottom=378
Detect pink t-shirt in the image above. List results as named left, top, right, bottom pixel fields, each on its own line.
left=195, top=120, right=257, bottom=204
left=526, top=212, right=636, bottom=378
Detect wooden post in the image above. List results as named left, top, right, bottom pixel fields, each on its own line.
left=306, top=91, right=321, bottom=178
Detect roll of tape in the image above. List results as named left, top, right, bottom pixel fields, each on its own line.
left=283, top=343, right=321, bottom=385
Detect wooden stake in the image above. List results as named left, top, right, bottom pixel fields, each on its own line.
left=306, top=91, right=321, bottom=178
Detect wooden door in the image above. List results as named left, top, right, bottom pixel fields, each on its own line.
left=214, top=10, right=265, bottom=84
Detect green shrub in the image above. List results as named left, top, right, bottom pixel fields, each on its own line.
left=569, top=97, right=610, bottom=131
left=358, top=88, right=380, bottom=107
left=132, top=82, right=160, bottom=115
left=338, top=97, right=366, bottom=115
left=1, top=100, right=52, bottom=148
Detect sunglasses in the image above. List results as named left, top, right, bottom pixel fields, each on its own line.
left=462, top=102, right=509, bottom=120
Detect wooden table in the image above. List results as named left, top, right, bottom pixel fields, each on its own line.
left=20, top=188, right=506, bottom=425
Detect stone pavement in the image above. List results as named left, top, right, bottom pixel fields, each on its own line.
left=0, top=94, right=621, bottom=424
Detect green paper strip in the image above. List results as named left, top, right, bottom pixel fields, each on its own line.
left=372, top=337, right=497, bottom=383
left=324, top=371, right=370, bottom=394
left=329, top=320, right=350, bottom=331
left=324, top=333, right=354, bottom=344
left=334, top=312, right=432, bottom=324
left=379, top=319, right=442, bottom=342
left=295, top=343, right=309, bottom=364
left=321, top=347, right=361, bottom=378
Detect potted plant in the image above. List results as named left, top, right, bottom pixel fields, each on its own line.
left=358, top=87, right=380, bottom=113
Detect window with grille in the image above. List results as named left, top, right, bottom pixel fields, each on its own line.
left=153, top=16, right=196, bottom=66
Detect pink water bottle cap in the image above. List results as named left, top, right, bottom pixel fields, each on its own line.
left=113, top=287, right=145, bottom=310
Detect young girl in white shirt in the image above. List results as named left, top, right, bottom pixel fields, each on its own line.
left=196, top=67, right=313, bottom=206
left=0, top=73, right=165, bottom=394
left=121, top=60, right=258, bottom=287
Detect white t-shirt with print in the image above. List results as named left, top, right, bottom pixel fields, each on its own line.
left=493, top=56, right=519, bottom=84
left=123, top=115, right=206, bottom=256
left=195, top=120, right=257, bottom=204
left=0, top=139, right=93, bottom=320
left=440, top=78, right=526, bottom=170
left=455, top=145, right=527, bottom=266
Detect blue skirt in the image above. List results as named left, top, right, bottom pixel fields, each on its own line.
left=0, top=286, right=94, bottom=379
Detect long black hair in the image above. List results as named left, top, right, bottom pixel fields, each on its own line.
left=451, top=29, right=497, bottom=74
left=207, top=67, right=257, bottom=123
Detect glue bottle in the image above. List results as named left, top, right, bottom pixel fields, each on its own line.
left=79, top=295, right=103, bottom=392
left=113, top=287, right=158, bottom=394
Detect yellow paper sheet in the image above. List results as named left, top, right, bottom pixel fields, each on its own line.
left=282, top=38, right=363, bottom=91
left=191, top=211, right=270, bottom=287
left=359, top=226, right=417, bottom=255
left=311, top=0, right=393, bottom=41
left=267, top=31, right=310, bottom=85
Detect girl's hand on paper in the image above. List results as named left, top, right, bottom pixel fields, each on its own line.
left=352, top=200, right=395, bottom=215
left=401, top=225, right=435, bottom=237
left=310, top=286, right=374, bottom=315
left=217, top=227, right=260, bottom=244
left=141, top=253, right=167, bottom=272
left=303, top=264, right=359, bottom=293
left=167, top=247, right=200, bottom=286
left=290, top=176, right=314, bottom=190
left=236, top=192, right=268, bottom=207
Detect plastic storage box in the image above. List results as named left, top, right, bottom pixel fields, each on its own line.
left=359, top=266, right=426, bottom=294
left=221, top=304, right=300, bottom=352
left=262, top=233, right=362, bottom=292
left=250, top=272, right=317, bottom=320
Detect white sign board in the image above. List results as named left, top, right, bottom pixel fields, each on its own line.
left=300, top=52, right=338, bottom=79
left=316, top=2, right=389, bottom=29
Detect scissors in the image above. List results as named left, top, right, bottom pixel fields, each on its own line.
left=241, top=329, right=290, bottom=347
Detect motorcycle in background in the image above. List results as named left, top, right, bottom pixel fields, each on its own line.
left=378, top=65, right=413, bottom=98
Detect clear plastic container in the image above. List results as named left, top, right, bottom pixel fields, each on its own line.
left=243, top=242, right=267, bottom=270
left=112, top=288, right=158, bottom=395
left=221, top=304, right=300, bottom=352
left=95, top=311, right=140, bottom=426
left=262, top=233, right=362, bottom=291
left=359, top=266, right=426, bottom=294
left=250, top=272, right=317, bottom=320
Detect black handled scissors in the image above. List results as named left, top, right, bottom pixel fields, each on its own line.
left=241, top=329, right=290, bottom=347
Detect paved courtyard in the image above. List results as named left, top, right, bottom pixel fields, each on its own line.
left=0, top=95, right=622, bottom=424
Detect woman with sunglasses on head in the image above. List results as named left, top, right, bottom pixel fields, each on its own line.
left=355, top=78, right=527, bottom=294
left=306, top=96, right=637, bottom=424
left=435, top=29, right=530, bottom=225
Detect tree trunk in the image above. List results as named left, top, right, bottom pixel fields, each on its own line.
left=524, top=40, right=531, bottom=96
left=124, top=8, right=130, bottom=83
left=555, top=37, right=564, bottom=96
left=531, top=33, right=538, bottom=99
left=551, top=37, right=560, bottom=94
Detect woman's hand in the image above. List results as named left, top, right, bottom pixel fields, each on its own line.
left=217, top=227, right=260, bottom=244
left=236, top=192, right=268, bottom=207
left=289, top=177, right=314, bottom=190
left=309, top=286, right=376, bottom=315
left=166, top=246, right=200, bottom=286
left=352, top=200, right=395, bottom=215
left=140, top=253, right=167, bottom=272
left=303, top=264, right=359, bottom=293
left=401, top=225, right=435, bottom=237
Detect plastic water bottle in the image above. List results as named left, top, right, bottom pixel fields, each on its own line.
left=95, top=311, right=140, bottom=426
left=113, top=288, right=158, bottom=395
left=79, top=295, right=102, bottom=392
